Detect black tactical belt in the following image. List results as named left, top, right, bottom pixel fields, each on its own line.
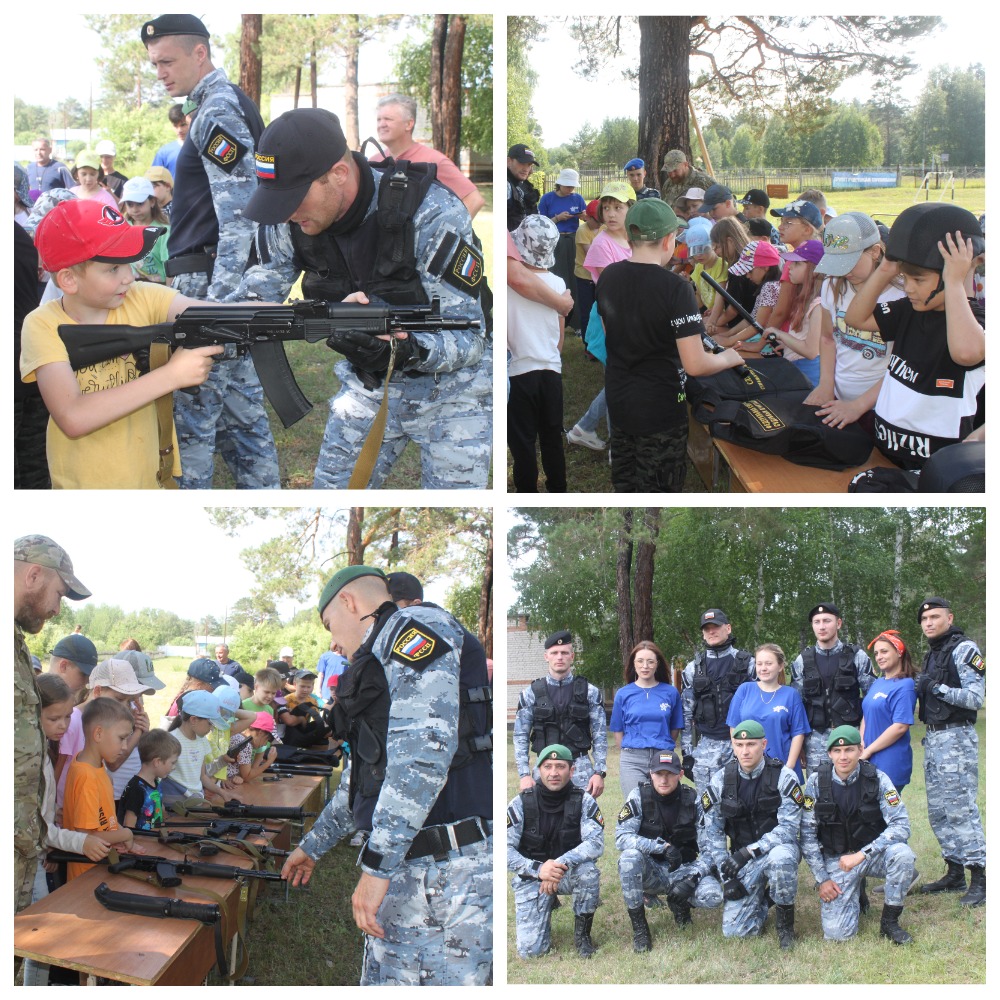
left=165, top=248, right=218, bottom=277
left=360, top=817, right=490, bottom=869
left=926, top=721, right=973, bottom=731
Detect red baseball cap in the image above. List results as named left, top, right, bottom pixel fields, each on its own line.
left=34, top=199, right=163, bottom=272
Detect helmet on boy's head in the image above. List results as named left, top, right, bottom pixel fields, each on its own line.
left=885, top=203, right=984, bottom=271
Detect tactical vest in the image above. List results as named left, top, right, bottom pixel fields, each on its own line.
left=332, top=602, right=492, bottom=832
left=529, top=676, right=593, bottom=756
left=800, top=644, right=863, bottom=731
left=920, top=628, right=977, bottom=725
left=813, top=760, right=887, bottom=855
left=517, top=786, right=583, bottom=862
left=637, top=781, right=699, bottom=862
left=691, top=648, right=753, bottom=735
left=719, top=757, right=783, bottom=852
left=291, top=156, right=435, bottom=306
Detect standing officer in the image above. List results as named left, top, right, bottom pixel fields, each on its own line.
left=507, top=143, right=540, bottom=231
left=507, top=744, right=604, bottom=959
left=14, top=535, right=91, bottom=911
left=513, top=630, right=607, bottom=798
left=615, top=749, right=722, bottom=951
left=280, top=566, right=492, bottom=985
left=623, top=159, right=662, bottom=200
left=800, top=726, right=916, bottom=944
left=700, top=721, right=804, bottom=949
left=681, top=609, right=756, bottom=796
left=142, top=14, right=280, bottom=490
left=790, top=602, right=874, bottom=774
left=915, top=596, right=986, bottom=907
left=235, top=107, right=491, bottom=489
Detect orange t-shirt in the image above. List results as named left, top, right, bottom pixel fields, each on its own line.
left=62, top=758, right=119, bottom=880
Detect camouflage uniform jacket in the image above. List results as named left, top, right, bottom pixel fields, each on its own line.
left=14, top=622, right=44, bottom=865
left=506, top=789, right=605, bottom=877
left=298, top=604, right=471, bottom=878
left=925, top=632, right=986, bottom=711
left=800, top=763, right=910, bottom=883
left=789, top=639, right=875, bottom=699
left=661, top=166, right=715, bottom=209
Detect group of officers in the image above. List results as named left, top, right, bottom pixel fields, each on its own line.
left=508, top=596, right=985, bottom=958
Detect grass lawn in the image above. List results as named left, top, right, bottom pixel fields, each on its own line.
left=806, top=182, right=985, bottom=225
left=211, top=184, right=493, bottom=489
left=506, top=718, right=986, bottom=984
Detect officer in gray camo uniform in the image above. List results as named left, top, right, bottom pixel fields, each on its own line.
left=915, top=596, right=986, bottom=907
left=513, top=630, right=607, bottom=797
left=700, top=720, right=804, bottom=949
left=507, top=744, right=604, bottom=959
left=616, top=749, right=722, bottom=952
left=800, top=726, right=916, bottom=944
left=142, top=14, right=280, bottom=490
left=234, top=107, right=491, bottom=489
left=281, top=565, right=491, bottom=986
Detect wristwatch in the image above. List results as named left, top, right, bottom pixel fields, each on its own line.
left=596, top=771, right=607, bottom=779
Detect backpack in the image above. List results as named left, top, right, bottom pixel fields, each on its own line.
left=685, top=356, right=812, bottom=422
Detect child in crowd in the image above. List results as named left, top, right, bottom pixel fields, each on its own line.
left=226, top=713, right=280, bottom=784
left=704, top=217, right=752, bottom=333
left=68, top=150, right=120, bottom=210
left=686, top=218, right=727, bottom=312
left=574, top=200, right=602, bottom=341
left=120, top=177, right=171, bottom=283
left=107, top=649, right=164, bottom=802
left=20, top=200, right=224, bottom=489
left=278, top=669, right=329, bottom=747
left=739, top=189, right=782, bottom=245
left=162, top=690, right=240, bottom=804
left=117, top=729, right=182, bottom=830
left=597, top=199, right=745, bottom=492
left=205, top=684, right=257, bottom=781
left=243, top=666, right=282, bottom=717
left=767, top=198, right=825, bottom=333
left=712, top=239, right=782, bottom=348
left=164, top=657, right=223, bottom=724
left=62, top=697, right=139, bottom=880
left=845, top=204, right=985, bottom=470
left=765, top=239, right=825, bottom=384
left=145, top=166, right=174, bottom=218
left=507, top=215, right=566, bottom=494
left=805, top=212, right=906, bottom=432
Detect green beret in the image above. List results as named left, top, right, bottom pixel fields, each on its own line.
left=827, top=725, right=862, bottom=750
left=732, top=720, right=765, bottom=740
left=317, top=565, right=387, bottom=615
left=537, top=744, right=573, bottom=763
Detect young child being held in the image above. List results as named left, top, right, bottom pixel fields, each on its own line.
left=161, top=690, right=240, bottom=805
left=62, top=696, right=141, bottom=881
left=844, top=203, right=985, bottom=470
left=278, top=669, right=329, bottom=747
left=20, top=199, right=224, bottom=489
left=226, top=713, right=280, bottom=784
left=117, top=729, right=182, bottom=830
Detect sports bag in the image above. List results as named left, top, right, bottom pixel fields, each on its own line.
left=685, top=356, right=811, bottom=422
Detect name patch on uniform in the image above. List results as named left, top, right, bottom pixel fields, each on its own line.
left=618, top=802, right=634, bottom=823
left=203, top=126, right=247, bottom=174
left=389, top=620, right=447, bottom=670
left=443, top=238, right=484, bottom=292
left=968, top=652, right=986, bottom=675
left=884, top=789, right=900, bottom=807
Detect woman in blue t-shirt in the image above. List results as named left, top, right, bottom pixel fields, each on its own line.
left=727, top=643, right=810, bottom=782
left=861, top=629, right=917, bottom=792
left=609, top=640, right=684, bottom=797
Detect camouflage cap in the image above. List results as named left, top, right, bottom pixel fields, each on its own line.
left=14, top=535, right=91, bottom=600
left=537, top=744, right=573, bottom=762
left=827, top=725, right=862, bottom=750
left=732, top=720, right=766, bottom=740
left=661, top=149, right=688, bottom=172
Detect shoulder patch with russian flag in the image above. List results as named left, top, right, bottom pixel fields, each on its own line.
left=203, top=125, right=247, bottom=174
left=443, top=237, right=484, bottom=292
left=389, top=618, right=448, bottom=670
left=255, top=153, right=277, bottom=182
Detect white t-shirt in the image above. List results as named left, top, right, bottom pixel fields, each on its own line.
left=507, top=271, right=566, bottom=377
left=169, top=729, right=211, bottom=797
left=819, top=279, right=906, bottom=400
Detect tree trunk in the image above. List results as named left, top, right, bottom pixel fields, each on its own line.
left=891, top=521, right=904, bottom=630
left=616, top=510, right=635, bottom=668
left=343, top=14, right=360, bottom=149
left=440, top=14, right=466, bottom=163
left=239, top=15, right=262, bottom=107
left=430, top=15, right=447, bottom=152
left=633, top=507, right=659, bottom=642
left=293, top=66, right=301, bottom=109
left=637, top=17, right=693, bottom=191
left=479, top=527, right=493, bottom=656
left=346, top=508, right=364, bottom=564
left=310, top=42, right=318, bottom=108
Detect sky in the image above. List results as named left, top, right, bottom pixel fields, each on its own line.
left=527, top=17, right=987, bottom=147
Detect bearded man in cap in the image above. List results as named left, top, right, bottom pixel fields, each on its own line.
left=659, top=149, right=713, bottom=208
left=13, top=534, right=91, bottom=911
left=234, top=107, right=490, bottom=490
left=141, top=13, right=280, bottom=490
left=507, top=744, right=605, bottom=958
left=280, top=565, right=492, bottom=985
left=513, top=630, right=607, bottom=798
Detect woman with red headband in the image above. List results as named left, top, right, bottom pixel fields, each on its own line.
left=860, top=630, right=919, bottom=792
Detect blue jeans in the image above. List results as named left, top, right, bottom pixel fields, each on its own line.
left=577, top=388, right=608, bottom=435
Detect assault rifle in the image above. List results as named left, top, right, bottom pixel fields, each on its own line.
left=128, top=827, right=291, bottom=858
left=174, top=799, right=315, bottom=822
left=47, top=849, right=285, bottom=885
left=57, top=297, right=479, bottom=429
left=701, top=273, right=778, bottom=345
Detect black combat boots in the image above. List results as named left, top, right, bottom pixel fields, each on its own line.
left=574, top=912, right=596, bottom=957
left=959, top=866, right=985, bottom=907
left=775, top=903, right=795, bottom=950
left=627, top=906, right=652, bottom=952
left=879, top=904, right=913, bottom=944
left=920, top=860, right=967, bottom=894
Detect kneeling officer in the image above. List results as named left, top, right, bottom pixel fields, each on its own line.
left=616, top=749, right=722, bottom=952
left=507, top=744, right=604, bottom=959
left=800, top=725, right=916, bottom=944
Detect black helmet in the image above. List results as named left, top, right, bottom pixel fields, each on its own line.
left=885, top=203, right=985, bottom=271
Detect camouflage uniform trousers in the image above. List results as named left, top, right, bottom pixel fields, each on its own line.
left=692, top=736, right=735, bottom=800
left=721, top=843, right=801, bottom=938
left=314, top=358, right=492, bottom=489
left=14, top=629, right=43, bottom=912
left=812, top=844, right=916, bottom=940
left=609, top=423, right=688, bottom=493
left=618, top=852, right=723, bottom=911
left=359, top=836, right=491, bottom=986
left=170, top=272, right=280, bottom=490
left=923, top=725, right=986, bottom=866
left=804, top=729, right=834, bottom=777
left=511, top=861, right=601, bottom=958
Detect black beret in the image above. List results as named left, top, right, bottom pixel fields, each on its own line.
left=141, top=15, right=210, bottom=45
left=544, top=630, right=573, bottom=649
left=917, top=597, right=951, bottom=624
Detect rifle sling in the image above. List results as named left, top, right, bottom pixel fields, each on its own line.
left=348, top=338, right=398, bottom=489
left=148, top=343, right=178, bottom=490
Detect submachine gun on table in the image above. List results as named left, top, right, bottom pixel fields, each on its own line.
left=57, top=297, right=478, bottom=429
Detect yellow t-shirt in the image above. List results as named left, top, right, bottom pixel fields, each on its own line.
left=20, top=283, right=181, bottom=489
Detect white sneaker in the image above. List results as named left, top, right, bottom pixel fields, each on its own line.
left=567, top=424, right=606, bottom=450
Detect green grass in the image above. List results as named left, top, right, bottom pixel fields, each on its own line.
left=506, top=718, right=986, bottom=984
left=817, top=185, right=985, bottom=225
left=212, top=185, right=493, bottom=489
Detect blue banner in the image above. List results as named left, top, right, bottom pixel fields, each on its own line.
left=831, top=172, right=897, bottom=190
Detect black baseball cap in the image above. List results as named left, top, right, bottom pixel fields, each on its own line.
left=386, top=572, right=423, bottom=602
left=740, top=189, right=770, bottom=208
left=508, top=143, right=538, bottom=165
left=245, top=108, right=349, bottom=225
left=700, top=609, right=730, bottom=627
left=141, top=15, right=209, bottom=45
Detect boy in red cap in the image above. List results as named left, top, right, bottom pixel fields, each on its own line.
left=19, top=199, right=223, bottom=489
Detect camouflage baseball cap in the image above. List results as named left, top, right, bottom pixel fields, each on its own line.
left=14, top=535, right=91, bottom=600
